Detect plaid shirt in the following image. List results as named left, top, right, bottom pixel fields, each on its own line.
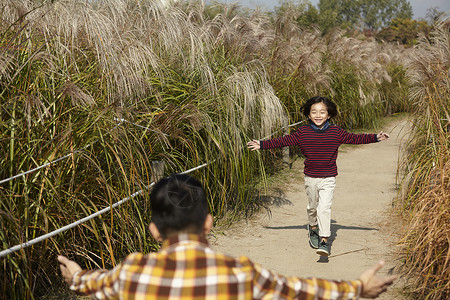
left=71, top=234, right=362, bottom=299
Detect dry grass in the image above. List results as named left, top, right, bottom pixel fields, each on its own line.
left=396, top=20, right=450, bottom=300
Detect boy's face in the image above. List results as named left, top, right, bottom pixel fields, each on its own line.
left=308, top=102, right=330, bottom=128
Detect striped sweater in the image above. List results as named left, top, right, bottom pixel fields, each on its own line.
left=260, top=123, right=378, bottom=178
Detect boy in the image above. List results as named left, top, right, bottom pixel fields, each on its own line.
left=247, top=96, right=390, bottom=256
left=58, top=174, right=396, bottom=299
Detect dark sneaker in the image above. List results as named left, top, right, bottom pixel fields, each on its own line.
left=316, top=240, right=329, bottom=256
left=307, top=224, right=319, bottom=249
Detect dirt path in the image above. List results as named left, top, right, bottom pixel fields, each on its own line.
left=209, top=117, right=409, bottom=299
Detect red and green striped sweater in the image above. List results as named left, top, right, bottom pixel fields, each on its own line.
left=260, top=123, right=378, bottom=178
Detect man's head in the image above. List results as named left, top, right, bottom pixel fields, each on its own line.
left=149, top=174, right=211, bottom=240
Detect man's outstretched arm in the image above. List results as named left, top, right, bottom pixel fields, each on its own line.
left=252, top=259, right=397, bottom=299
left=58, top=255, right=82, bottom=285
left=58, top=254, right=121, bottom=298
left=359, top=260, right=397, bottom=298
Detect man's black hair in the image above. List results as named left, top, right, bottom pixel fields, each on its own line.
left=150, top=174, right=208, bottom=238
left=301, top=96, right=338, bottom=118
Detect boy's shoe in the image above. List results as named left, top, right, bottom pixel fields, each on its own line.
left=307, top=224, right=319, bottom=249
left=316, top=240, right=329, bottom=256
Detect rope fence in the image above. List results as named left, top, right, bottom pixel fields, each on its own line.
left=0, top=162, right=211, bottom=258
left=0, top=121, right=123, bottom=186
left=0, top=186, right=150, bottom=258
left=262, top=120, right=306, bottom=140
left=114, top=117, right=169, bottom=136
left=0, top=117, right=305, bottom=258
left=0, top=151, right=85, bottom=185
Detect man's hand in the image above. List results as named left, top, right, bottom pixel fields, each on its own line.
left=58, top=255, right=82, bottom=285
left=247, top=140, right=261, bottom=151
left=376, top=131, right=390, bottom=141
left=359, top=261, right=397, bottom=298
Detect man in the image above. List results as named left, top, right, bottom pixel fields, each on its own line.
left=59, top=173, right=397, bottom=299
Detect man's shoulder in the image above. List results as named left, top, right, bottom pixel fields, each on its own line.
left=122, top=252, right=154, bottom=265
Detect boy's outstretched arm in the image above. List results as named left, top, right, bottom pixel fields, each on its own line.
left=359, top=261, right=398, bottom=298
left=247, top=140, right=260, bottom=151
left=58, top=255, right=82, bottom=285
left=376, top=131, right=390, bottom=141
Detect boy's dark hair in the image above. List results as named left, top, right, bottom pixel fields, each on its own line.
left=301, top=96, right=338, bottom=118
left=150, top=174, right=208, bottom=238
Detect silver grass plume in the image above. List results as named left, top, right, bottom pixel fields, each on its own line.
left=405, top=19, right=450, bottom=103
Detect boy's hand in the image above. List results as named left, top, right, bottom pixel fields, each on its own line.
left=359, top=261, right=397, bottom=298
left=377, top=131, right=390, bottom=141
left=247, top=140, right=261, bottom=151
left=58, top=255, right=82, bottom=285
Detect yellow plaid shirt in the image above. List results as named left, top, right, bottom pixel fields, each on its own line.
left=71, top=234, right=362, bottom=299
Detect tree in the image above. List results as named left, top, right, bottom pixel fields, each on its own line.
left=375, top=18, right=431, bottom=46
left=360, top=0, right=413, bottom=29
left=425, top=7, right=446, bottom=24
left=274, top=1, right=325, bottom=30
left=274, top=0, right=310, bottom=20
left=318, top=0, right=360, bottom=27
left=317, top=0, right=413, bottom=31
left=296, top=3, right=320, bottom=28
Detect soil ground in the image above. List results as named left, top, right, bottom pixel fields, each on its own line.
left=209, top=116, right=410, bottom=299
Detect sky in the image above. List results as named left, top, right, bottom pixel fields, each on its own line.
left=228, top=0, right=450, bottom=19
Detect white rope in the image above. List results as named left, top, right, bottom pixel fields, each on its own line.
left=0, top=162, right=208, bottom=258
left=288, top=120, right=306, bottom=128
left=262, top=120, right=306, bottom=140
left=114, top=117, right=169, bottom=136
left=0, top=186, right=151, bottom=258
left=0, top=151, right=83, bottom=185
left=180, top=163, right=209, bottom=174
left=0, top=122, right=123, bottom=185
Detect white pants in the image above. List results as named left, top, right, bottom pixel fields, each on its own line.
left=304, top=176, right=336, bottom=238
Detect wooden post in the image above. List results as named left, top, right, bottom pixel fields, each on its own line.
left=151, top=160, right=165, bottom=183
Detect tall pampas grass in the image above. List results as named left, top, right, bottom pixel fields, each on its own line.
left=397, top=20, right=450, bottom=300
left=0, top=0, right=288, bottom=298
left=267, top=7, right=408, bottom=130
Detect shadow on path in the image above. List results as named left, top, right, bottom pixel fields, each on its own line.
left=264, top=220, right=378, bottom=263
left=256, top=191, right=293, bottom=207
